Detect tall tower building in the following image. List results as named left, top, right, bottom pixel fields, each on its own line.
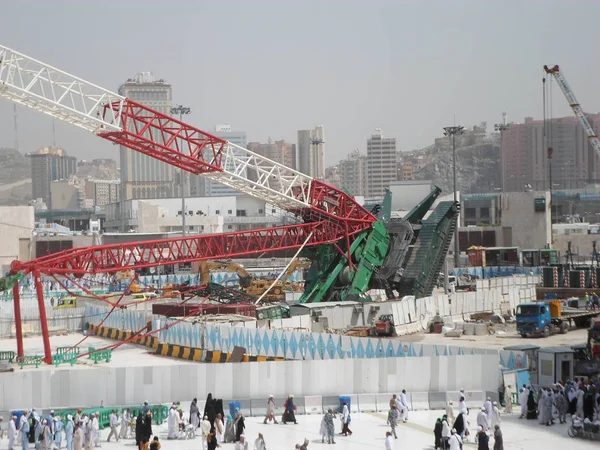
left=118, top=72, right=174, bottom=200
left=297, top=125, right=325, bottom=178
left=502, top=115, right=600, bottom=192
left=28, top=147, right=77, bottom=209
left=339, top=150, right=367, bottom=196
left=366, top=129, right=397, bottom=199
left=192, top=124, right=248, bottom=197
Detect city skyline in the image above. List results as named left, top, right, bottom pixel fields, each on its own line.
left=1, top=1, right=599, bottom=168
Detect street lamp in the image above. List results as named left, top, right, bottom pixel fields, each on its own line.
left=443, top=125, right=464, bottom=268
left=170, top=105, right=191, bottom=236
left=494, top=114, right=509, bottom=192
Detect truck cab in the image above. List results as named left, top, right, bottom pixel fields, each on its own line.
left=516, top=302, right=568, bottom=338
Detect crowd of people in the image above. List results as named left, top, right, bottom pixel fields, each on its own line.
left=519, top=376, right=600, bottom=426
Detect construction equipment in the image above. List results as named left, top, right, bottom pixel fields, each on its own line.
left=0, top=44, right=458, bottom=364
left=543, top=65, right=600, bottom=158
left=198, top=260, right=305, bottom=301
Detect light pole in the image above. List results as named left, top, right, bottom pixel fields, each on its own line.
left=443, top=125, right=464, bottom=268
left=170, top=105, right=191, bottom=236
left=494, top=113, right=509, bottom=192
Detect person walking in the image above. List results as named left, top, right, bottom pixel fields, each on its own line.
left=263, top=395, right=278, bottom=424
left=107, top=410, right=119, bottom=443
left=324, top=409, right=335, bottom=444
left=493, top=425, right=503, bottom=450
left=385, top=431, right=394, bottom=450
left=476, top=426, right=489, bottom=450
left=340, top=403, right=352, bottom=436
left=8, top=416, right=17, bottom=450
left=448, top=429, right=462, bottom=450
left=503, top=386, right=513, bottom=414
left=387, top=406, right=398, bottom=439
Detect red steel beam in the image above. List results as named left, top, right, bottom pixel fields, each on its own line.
left=12, top=222, right=342, bottom=276
left=98, top=99, right=227, bottom=175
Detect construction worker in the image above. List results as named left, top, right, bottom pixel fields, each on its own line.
left=370, top=318, right=377, bottom=336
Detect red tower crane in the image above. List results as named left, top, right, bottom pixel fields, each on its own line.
left=0, top=45, right=376, bottom=363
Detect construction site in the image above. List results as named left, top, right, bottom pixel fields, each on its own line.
left=0, top=45, right=599, bottom=450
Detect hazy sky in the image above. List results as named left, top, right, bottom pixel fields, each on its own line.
left=1, top=0, right=599, bottom=166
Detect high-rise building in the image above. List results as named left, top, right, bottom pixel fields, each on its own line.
left=247, top=139, right=296, bottom=169
left=297, top=125, right=325, bottom=178
left=118, top=72, right=174, bottom=200
left=28, top=147, right=77, bottom=209
left=192, top=124, right=248, bottom=197
left=501, top=115, right=600, bottom=192
left=339, top=150, right=367, bottom=196
left=366, top=129, right=397, bottom=199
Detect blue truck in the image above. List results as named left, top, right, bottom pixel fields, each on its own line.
left=516, top=301, right=600, bottom=338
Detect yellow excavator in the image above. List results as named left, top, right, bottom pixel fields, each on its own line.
left=198, top=259, right=310, bottom=302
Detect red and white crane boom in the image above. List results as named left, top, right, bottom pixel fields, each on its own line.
left=543, top=65, right=600, bottom=156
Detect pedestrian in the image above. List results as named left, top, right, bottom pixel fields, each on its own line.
left=234, top=410, right=245, bottom=442
left=282, top=395, right=298, bottom=425
left=476, top=408, right=488, bottom=432
left=214, top=414, right=224, bottom=444
left=493, top=425, right=503, bottom=450
left=503, top=386, right=512, bottom=414
left=441, top=417, right=451, bottom=450
left=65, top=416, right=74, bottom=450
left=398, top=390, right=409, bottom=423
left=253, top=433, right=266, bottom=450
left=206, top=429, right=219, bottom=450
left=490, top=402, right=501, bottom=428
left=190, top=399, right=200, bottom=431
left=55, top=416, right=64, bottom=449
left=445, top=402, right=455, bottom=423
left=300, top=438, right=309, bottom=450
left=8, top=416, right=17, bottom=450
left=340, top=403, right=352, bottom=436
left=385, top=431, right=394, bottom=450
left=448, top=429, right=462, bottom=450
left=119, top=410, right=130, bottom=440
left=149, top=437, right=160, bottom=450
left=518, top=385, right=528, bottom=419
left=324, top=409, right=335, bottom=444
left=433, top=418, right=442, bottom=449
left=107, top=410, right=119, bottom=442
left=263, top=395, right=278, bottom=424
left=388, top=406, right=398, bottom=439
left=201, top=416, right=212, bottom=450
left=72, top=425, right=82, bottom=450
left=234, top=434, right=248, bottom=450
left=476, top=426, right=489, bottom=450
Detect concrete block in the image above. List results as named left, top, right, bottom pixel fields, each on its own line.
left=250, top=398, right=268, bottom=418
left=428, top=391, right=447, bottom=409
left=465, top=390, right=484, bottom=406
left=292, top=395, right=306, bottom=416
left=374, top=393, right=390, bottom=412
left=321, top=395, right=340, bottom=414
left=357, top=394, right=377, bottom=412
left=410, top=392, right=429, bottom=410
left=304, top=396, right=323, bottom=415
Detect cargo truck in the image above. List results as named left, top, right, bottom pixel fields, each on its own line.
left=516, top=300, right=600, bottom=338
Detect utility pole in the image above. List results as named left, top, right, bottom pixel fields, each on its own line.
left=494, top=113, right=509, bottom=192
left=443, top=125, right=464, bottom=268
left=170, top=105, right=191, bottom=236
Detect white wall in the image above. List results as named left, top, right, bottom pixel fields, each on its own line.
left=500, top=191, right=551, bottom=249
left=0, top=206, right=34, bottom=274
left=0, top=354, right=499, bottom=411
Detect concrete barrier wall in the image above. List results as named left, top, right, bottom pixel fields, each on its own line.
left=0, top=354, right=499, bottom=411
left=0, top=306, right=85, bottom=338
left=84, top=305, right=528, bottom=371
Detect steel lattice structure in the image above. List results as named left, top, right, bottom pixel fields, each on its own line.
left=0, top=44, right=377, bottom=363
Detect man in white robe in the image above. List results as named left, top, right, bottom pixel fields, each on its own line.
left=519, top=386, right=528, bottom=418
left=399, top=390, right=409, bottom=422
left=167, top=407, right=179, bottom=439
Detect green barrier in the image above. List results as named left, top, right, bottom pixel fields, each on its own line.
left=52, top=353, right=78, bottom=367
left=0, top=350, right=16, bottom=363
left=87, top=347, right=112, bottom=364
left=16, top=355, right=43, bottom=369
left=57, top=346, right=80, bottom=356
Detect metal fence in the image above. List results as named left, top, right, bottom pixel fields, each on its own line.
left=0, top=306, right=86, bottom=339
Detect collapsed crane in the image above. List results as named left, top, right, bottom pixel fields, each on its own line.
left=0, top=44, right=458, bottom=364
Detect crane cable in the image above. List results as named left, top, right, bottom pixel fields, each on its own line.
left=254, top=232, right=313, bottom=306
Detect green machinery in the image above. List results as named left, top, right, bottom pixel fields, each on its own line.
left=299, top=186, right=460, bottom=303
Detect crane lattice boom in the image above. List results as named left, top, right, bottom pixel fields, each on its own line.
left=0, top=44, right=375, bottom=275
left=543, top=65, right=600, bottom=156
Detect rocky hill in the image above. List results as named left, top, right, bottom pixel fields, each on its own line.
left=0, top=147, right=31, bottom=206
left=411, top=139, right=501, bottom=194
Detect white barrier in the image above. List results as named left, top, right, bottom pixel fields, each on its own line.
left=304, top=395, right=324, bottom=415
left=356, top=394, right=377, bottom=412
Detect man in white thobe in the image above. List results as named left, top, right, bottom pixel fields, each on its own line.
left=167, top=407, right=179, bottom=439
left=200, top=416, right=211, bottom=450
left=519, top=386, right=528, bottom=418
left=8, top=416, right=17, bottom=450
left=476, top=407, right=488, bottom=432
left=483, top=397, right=492, bottom=428
left=399, top=390, right=409, bottom=422
left=385, top=432, right=394, bottom=450
left=91, top=414, right=100, bottom=448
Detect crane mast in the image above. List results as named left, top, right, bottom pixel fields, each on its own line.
left=543, top=65, right=600, bottom=156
